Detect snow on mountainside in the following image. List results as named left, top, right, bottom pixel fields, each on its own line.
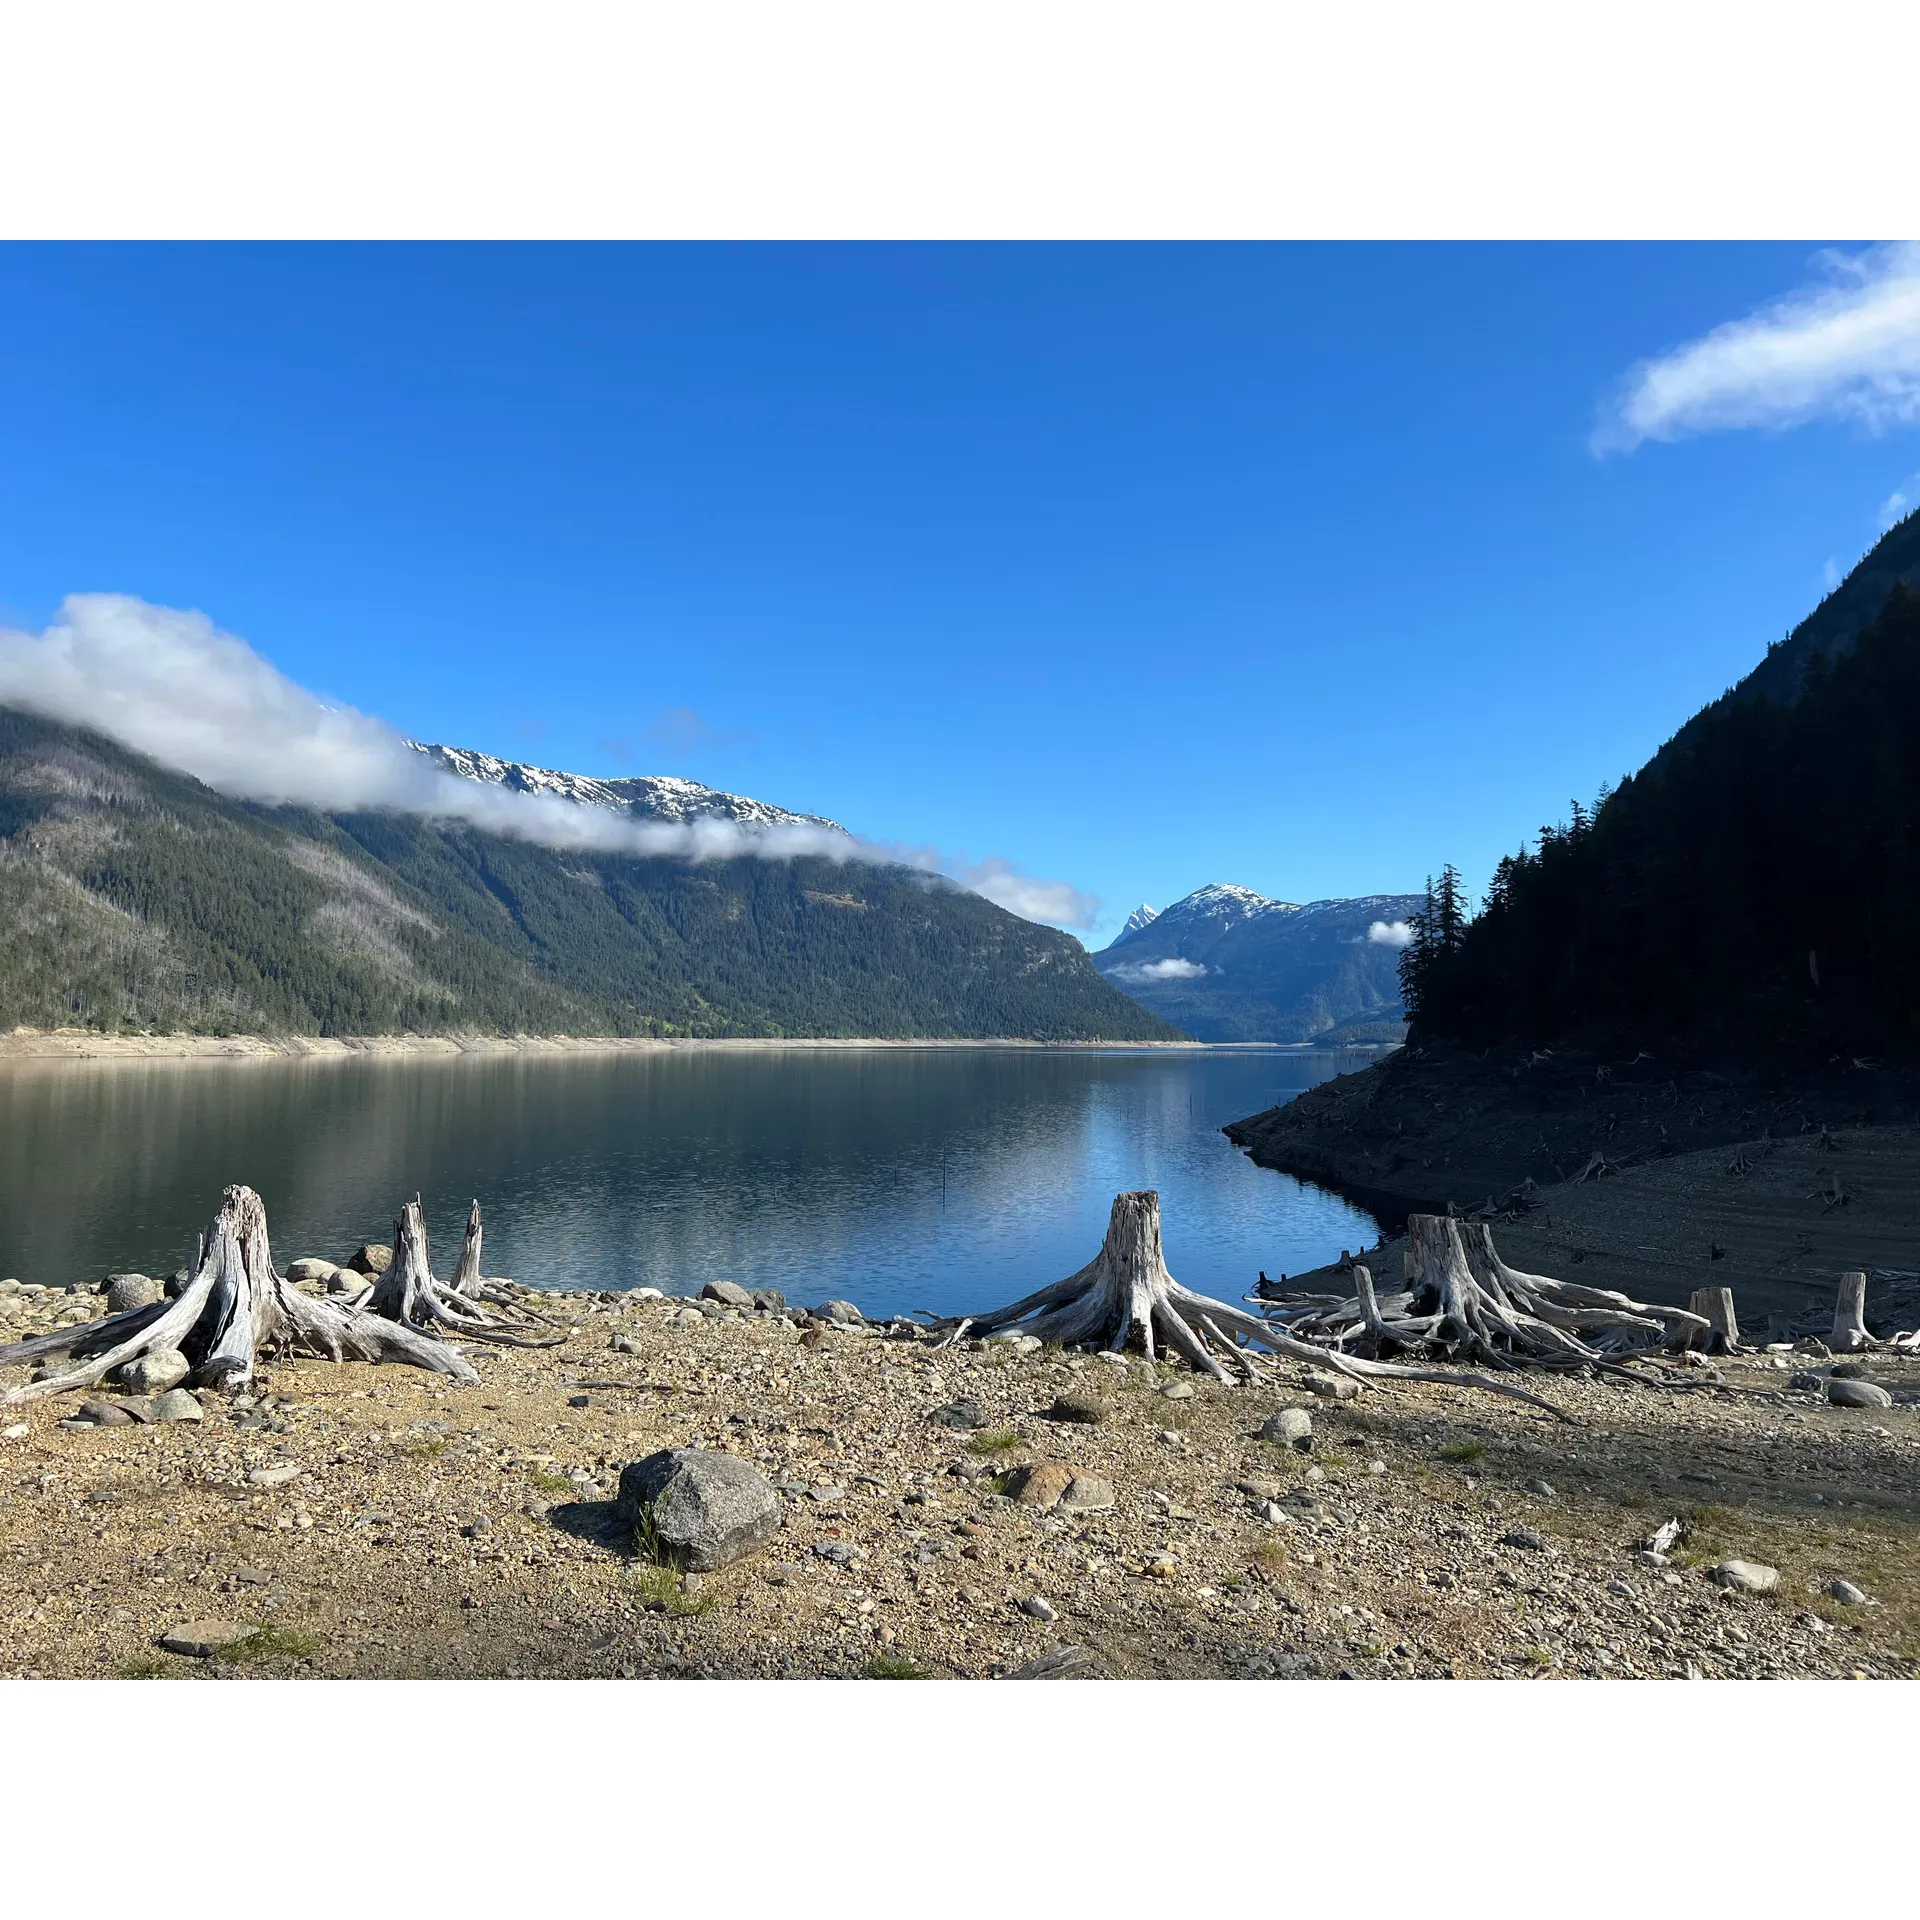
left=1094, top=880, right=1423, bottom=1043
left=1120, top=903, right=1161, bottom=938
left=409, top=741, right=844, bottom=833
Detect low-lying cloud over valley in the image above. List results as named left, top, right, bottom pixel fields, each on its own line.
left=0, top=594, right=1099, bottom=930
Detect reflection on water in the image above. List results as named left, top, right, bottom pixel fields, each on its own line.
left=0, top=1047, right=1378, bottom=1322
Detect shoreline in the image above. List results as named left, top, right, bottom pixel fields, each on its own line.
left=0, top=1029, right=1213, bottom=1064
left=0, top=1028, right=1402, bottom=1065
left=2, top=1281, right=1912, bottom=1679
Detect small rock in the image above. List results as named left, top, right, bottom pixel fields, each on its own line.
left=1708, top=1560, right=1779, bottom=1595
left=928, top=1398, right=985, bottom=1430
left=2, top=1423, right=27, bottom=1440
left=159, top=1619, right=257, bottom=1658
left=1006, top=1643, right=1100, bottom=1679
left=810, top=1299, right=864, bottom=1326
left=76, top=1398, right=135, bottom=1426
left=750, top=1289, right=788, bottom=1313
left=326, top=1267, right=365, bottom=1294
left=1828, top=1378, right=1893, bottom=1409
left=609, top=1335, right=640, bottom=1354
left=568, top=1394, right=592, bottom=1409
left=105, top=1273, right=162, bottom=1314
left=1525, top=1478, right=1556, bottom=1498
left=671, top=1307, right=705, bottom=1328
left=1787, top=1370, right=1824, bottom=1392
left=700, top=1280, right=755, bottom=1309
left=150, top=1389, right=203, bottom=1423
left=1827, top=1579, right=1870, bottom=1606
left=1146, top=1552, right=1179, bottom=1580
left=616, top=1447, right=781, bottom=1571
left=813, top=1539, right=862, bottom=1565
left=1048, top=1388, right=1108, bottom=1425
left=1256, top=1499, right=1290, bottom=1525
left=1020, top=1594, right=1059, bottom=1622
left=1006, top=1461, right=1077, bottom=1508
left=631, top=1287, right=665, bottom=1301
left=116, top=1348, right=190, bottom=1395
left=248, top=1463, right=304, bottom=1487
left=1259, top=1406, right=1314, bottom=1449
left=1058, top=1473, right=1116, bottom=1513
left=1160, top=1379, right=1196, bottom=1402
left=1304, top=1372, right=1360, bottom=1400
left=1500, top=1527, right=1547, bottom=1551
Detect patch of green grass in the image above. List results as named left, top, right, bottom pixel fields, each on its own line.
left=406, top=1437, right=449, bottom=1459
left=1319, top=1449, right=1350, bottom=1468
left=970, top=1429, right=1022, bottom=1454
left=116, top=1654, right=176, bottom=1679
left=860, top=1653, right=930, bottom=1678
left=1437, top=1441, right=1486, bottom=1464
left=629, top=1563, right=715, bottom=1617
left=218, top=1625, right=325, bottom=1665
left=1519, top=1644, right=1554, bottom=1670
left=1253, top=1536, right=1288, bottom=1568
left=529, top=1470, right=574, bottom=1494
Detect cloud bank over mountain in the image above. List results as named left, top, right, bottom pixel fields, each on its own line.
left=0, top=593, right=1097, bottom=928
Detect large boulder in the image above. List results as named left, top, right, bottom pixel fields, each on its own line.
left=1260, top=1406, right=1314, bottom=1450
left=810, top=1299, right=864, bottom=1326
left=348, top=1243, right=393, bottom=1276
left=616, top=1448, right=781, bottom=1571
left=700, top=1281, right=755, bottom=1309
left=1828, top=1377, right=1893, bottom=1409
left=286, top=1258, right=339, bottom=1286
left=105, top=1273, right=163, bottom=1314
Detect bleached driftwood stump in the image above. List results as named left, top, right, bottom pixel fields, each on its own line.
left=0, top=1184, right=477, bottom=1408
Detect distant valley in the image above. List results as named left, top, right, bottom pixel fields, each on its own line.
left=1092, top=882, right=1418, bottom=1043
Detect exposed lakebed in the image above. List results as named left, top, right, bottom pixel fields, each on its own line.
left=0, top=1045, right=1378, bottom=1320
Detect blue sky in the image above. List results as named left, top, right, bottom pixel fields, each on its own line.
left=3, top=242, right=1917, bottom=945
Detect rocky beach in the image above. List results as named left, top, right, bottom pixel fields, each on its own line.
left=4, top=1264, right=1916, bottom=1681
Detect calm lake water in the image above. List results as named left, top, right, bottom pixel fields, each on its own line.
left=0, top=1046, right=1378, bottom=1322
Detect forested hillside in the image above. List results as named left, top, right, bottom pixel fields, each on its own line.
left=1400, top=525, right=1920, bottom=1060
left=0, top=708, right=1180, bottom=1043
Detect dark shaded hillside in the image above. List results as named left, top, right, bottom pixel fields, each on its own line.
left=0, top=708, right=1180, bottom=1043
left=1401, top=544, right=1920, bottom=1061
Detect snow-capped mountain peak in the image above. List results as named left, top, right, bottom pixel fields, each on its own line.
left=408, top=741, right=844, bottom=833
left=1164, top=881, right=1300, bottom=924
left=1121, top=903, right=1160, bottom=937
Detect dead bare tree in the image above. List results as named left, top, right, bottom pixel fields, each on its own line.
left=0, top=1185, right=477, bottom=1409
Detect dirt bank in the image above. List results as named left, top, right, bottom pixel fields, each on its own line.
left=4, top=1277, right=1916, bottom=1680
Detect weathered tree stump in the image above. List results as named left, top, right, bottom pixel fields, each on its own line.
left=1831, top=1272, right=1872, bottom=1354
left=367, top=1198, right=560, bottom=1349
left=924, top=1192, right=1575, bottom=1415
left=0, top=1185, right=477, bottom=1408
left=1688, top=1286, right=1741, bottom=1354
left=1258, top=1212, right=1708, bottom=1396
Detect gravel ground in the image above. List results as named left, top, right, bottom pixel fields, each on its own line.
left=4, top=1277, right=1917, bottom=1681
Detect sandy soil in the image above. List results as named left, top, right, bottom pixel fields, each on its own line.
left=4, top=1280, right=1916, bottom=1681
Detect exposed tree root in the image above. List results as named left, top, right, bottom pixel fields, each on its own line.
left=0, top=1185, right=477, bottom=1407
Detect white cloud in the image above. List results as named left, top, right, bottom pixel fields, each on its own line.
left=1367, top=919, right=1414, bottom=948
left=1594, top=244, right=1920, bottom=455
left=0, top=593, right=1099, bottom=930
left=1108, top=956, right=1207, bottom=984
left=1823, top=556, right=1843, bottom=593
left=1880, top=476, right=1919, bottom=530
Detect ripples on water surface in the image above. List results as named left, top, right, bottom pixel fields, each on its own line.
left=0, top=1047, right=1380, bottom=1322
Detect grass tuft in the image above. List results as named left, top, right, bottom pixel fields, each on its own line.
left=219, top=1625, right=325, bottom=1665
left=861, top=1652, right=930, bottom=1679
left=1437, top=1441, right=1486, bottom=1464
left=116, top=1654, right=176, bottom=1679
left=970, top=1429, right=1022, bottom=1455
